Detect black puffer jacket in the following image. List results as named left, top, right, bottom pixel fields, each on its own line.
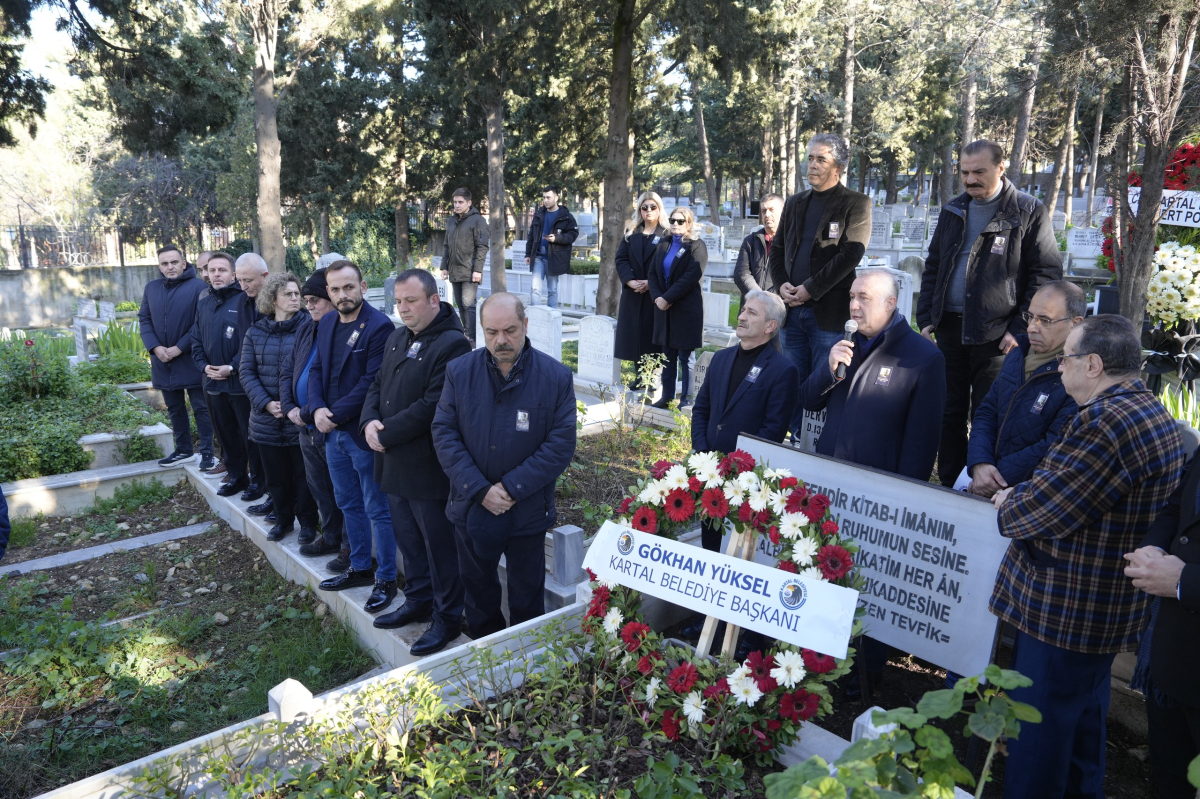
left=240, top=311, right=313, bottom=447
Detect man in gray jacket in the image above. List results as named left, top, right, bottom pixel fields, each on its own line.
left=440, top=187, right=489, bottom=343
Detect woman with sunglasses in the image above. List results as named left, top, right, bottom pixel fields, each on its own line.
left=614, top=191, right=668, bottom=385
left=648, top=205, right=708, bottom=408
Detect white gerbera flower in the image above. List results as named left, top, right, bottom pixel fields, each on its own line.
left=663, top=464, right=691, bottom=490
left=799, top=566, right=826, bottom=582
left=682, top=690, right=706, bottom=725
left=791, top=536, right=819, bottom=566
left=779, top=513, right=806, bottom=540
left=763, top=467, right=792, bottom=481
left=731, top=677, right=764, bottom=707
left=603, top=607, right=624, bottom=634
left=748, top=485, right=772, bottom=512
left=736, top=470, right=760, bottom=491
left=723, top=482, right=745, bottom=507
left=688, top=451, right=721, bottom=476
left=639, top=480, right=669, bottom=506
left=770, top=490, right=789, bottom=516
left=597, top=576, right=618, bottom=589
left=645, top=676, right=661, bottom=706
left=729, top=664, right=751, bottom=683
left=1154, top=271, right=1175, bottom=288
left=770, top=650, right=808, bottom=689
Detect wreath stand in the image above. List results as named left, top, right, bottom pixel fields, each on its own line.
left=694, top=524, right=759, bottom=659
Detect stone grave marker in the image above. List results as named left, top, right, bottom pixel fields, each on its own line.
left=925, top=214, right=939, bottom=243
left=869, top=217, right=893, bottom=248
left=1072, top=209, right=1087, bottom=227
left=525, top=305, right=563, bottom=361
left=511, top=239, right=529, bottom=273
left=1052, top=210, right=1067, bottom=231
left=434, top=276, right=455, bottom=308
left=900, top=218, right=926, bottom=249
left=97, top=301, right=117, bottom=323
left=692, top=349, right=716, bottom=398
left=702, top=291, right=731, bottom=329
left=74, top=322, right=87, bottom=360
left=577, top=315, right=620, bottom=384
left=77, top=298, right=98, bottom=319
left=1067, top=227, right=1105, bottom=264
left=696, top=223, right=723, bottom=258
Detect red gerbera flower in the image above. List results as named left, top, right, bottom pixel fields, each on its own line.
left=817, top=544, right=853, bottom=580
left=651, top=460, right=674, bottom=479
left=664, top=488, right=695, bottom=522
left=746, top=650, right=778, bottom=692
left=776, top=559, right=797, bottom=573
left=729, top=449, right=755, bottom=471
left=803, top=493, right=831, bottom=523
left=704, top=677, right=731, bottom=699
left=785, top=486, right=810, bottom=514
left=753, top=509, right=771, bottom=531
left=667, top=662, right=699, bottom=694
left=688, top=475, right=703, bottom=492
left=780, top=476, right=798, bottom=490
left=620, top=621, right=651, bottom=652
left=821, top=519, right=839, bottom=537
left=631, top=505, right=658, bottom=533
left=779, top=691, right=801, bottom=722
left=699, top=488, right=729, bottom=519
left=796, top=689, right=821, bottom=720
left=767, top=719, right=782, bottom=732
left=661, top=708, right=681, bottom=740
left=802, top=648, right=838, bottom=674
left=767, top=525, right=780, bottom=545
left=637, top=652, right=659, bottom=674
left=616, top=496, right=634, bottom=515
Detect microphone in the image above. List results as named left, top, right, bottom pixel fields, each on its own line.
left=835, top=319, right=858, bottom=380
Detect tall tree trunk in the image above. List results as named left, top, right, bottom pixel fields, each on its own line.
left=1085, top=83, right=1107, bottom=225
left=914, top=162, right=925, bottom=204
left=692, top=75, right=722, bottom=225
left=320, top=207, right=330, bottom=254
left=859, top=151, right=869, bottom=193
left=484, top=94, right=507, bottom=294
left=787, top=99, right=799, bottom=194
left=1047, top=85, right=1080, bottom=215
left=596, top=0, right=640, bottom=318
left=886, top=158, right=898, bottom=203
left=842, top=9, right=855, bottom=145
left=1063, top=120, right=1077, bottom=224
left=779, top=111, right=789, bottom=196
left=959, top=70, right=978, bottom=193
left=250, top=2, right=285, bottom=273
left=940, top=143, right=955, bottom=204
left=1009, top=22, right=1045, bottom=190
left=761, top=118, right=774, bottom=196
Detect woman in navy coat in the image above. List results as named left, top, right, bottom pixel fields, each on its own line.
left=649, top=206, right=708, bottom=407
left=614, top=191, right=668, bottom=382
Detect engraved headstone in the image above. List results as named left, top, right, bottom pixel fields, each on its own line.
left=77, top=298, right=98, bottom=319
left=702, top=291, right=731, bottom=329
left=900, top=218, right=926, bottom=249
left=97, top=302, right=117, bottom=323
left=511, top=239, right=529, bottom=273
left=869, top=217, right=893, bottom=248
left=1066, top=227, right=1105, bottom=260
left=696, top=223, right=723, bottom=258
left=1052, top=210, right=1067, bottom=231
left=692, top=349, right=716, bottom=398
left=525, top=305, right=563, bottom=361
left=577, top=315, right=620, bottom=384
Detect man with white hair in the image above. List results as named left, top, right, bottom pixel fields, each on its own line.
left=234, top=253, right=271, bottom=506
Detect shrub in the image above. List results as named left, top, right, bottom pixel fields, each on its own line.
left=118, top=432, right=164, bottom=464
left=95, top=322, right=146, bottom=357
left=114, top=300, right=140, bottom=312
left=76, top=353, right=153, bottom=385
left=0, top=339, right=74, bottom=402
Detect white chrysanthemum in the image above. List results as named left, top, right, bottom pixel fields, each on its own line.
left=799, top=566, right=826, bottom=582
left=682, top=690, right=706, bottom=725
left=645, top=676, right=661, bottom=706
left=770, top=650, right=808, bottom=689
left=1154, top=271, right=1175, bottom=288
left=729, top=664, right=751, bottom=683
left=779, top=513, right=806, bottom=540
left=603, top=607, right=624, bottom=634
left=663, top=464, right=690, bottom=490
left=736, top=470, right=760, bottom=491
left=639, top=480, right=669, bottom=506
left=731, top=677, right=764, bottom=707
left=748, top=485, right=772, bottom=512
left=723, top=482, right=745, bottom=507
left=791, top=536, right=819, bottom=566
left=763, top=467, right=792, bottom=481
left=688, top=451, right=721, bottom=476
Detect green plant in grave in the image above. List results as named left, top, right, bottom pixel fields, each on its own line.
left=95, top=322, right=147, bottom=358
left=0, top=338, right=74, bottom=402
left=76, top=352, right=153, bottom=384
left=118, top=432, right=164, bottom=464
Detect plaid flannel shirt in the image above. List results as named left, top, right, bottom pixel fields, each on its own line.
left=989, top=380, right=1184, bottom=654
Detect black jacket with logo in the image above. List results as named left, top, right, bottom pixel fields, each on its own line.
left=190, top=284, right=255, bottom=395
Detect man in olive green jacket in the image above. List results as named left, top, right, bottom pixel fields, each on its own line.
left=440, top=187, right=490, bottom=343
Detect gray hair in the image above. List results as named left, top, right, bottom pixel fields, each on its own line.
left=809, top=133, right=850, bottom=171
left=1036, top=280, right=1088, bottom=320
left=744, top=290, right=786, bottom=335
left=1075, top=314, right=1142, bottom=377
left=257, top=272, right=301, bottom=316
left=479, top=291, right=526, bottom=325
left=855, top=267, right=900, bottom=300
left=316, top=252, right=346, bottom=270
left=234, top=252, right=269, bottom=275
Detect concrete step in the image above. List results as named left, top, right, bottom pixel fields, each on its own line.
left=0, top=521, right=214, bottom=577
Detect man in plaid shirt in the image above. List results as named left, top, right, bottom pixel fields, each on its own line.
left=990, top=314, right=1184, bottom=799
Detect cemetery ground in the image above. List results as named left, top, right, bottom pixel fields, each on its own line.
left=3, top=478, right=215, bottom=566
left=0, top=520, right=376, bottom=798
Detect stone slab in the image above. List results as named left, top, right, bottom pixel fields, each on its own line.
left=0, top=522, right=214, bottom=576
left=576, top=315, right=620, bottom=384
left=2, top=460, right=186, bottom=518
left=525, top=305, right=563, bottom=361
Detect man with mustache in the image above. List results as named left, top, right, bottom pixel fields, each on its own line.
left=917, top=139, right=1062, bottom=487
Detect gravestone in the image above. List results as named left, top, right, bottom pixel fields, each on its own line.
left=577, top=315, right=620, bottom=384
left=1067, top=227, right=1105, bottom=262
left=97, top=302, right=117, bottom=323
left=525, top=305, right=563, bottom=361
left=900, top=218, right=926, bottom=249
left=73, top=323, right=87, bottom=360
left=77, top=298, right=98, bottom=319
left=383, top=274, right=397, bottom=316
left=797, top=409, right=826, bottom=452
left=1052, top=210, right=1067, bottom=231
left=702, top=291, right=731, bottom=329
left=925, top=215, right=939, bottom=243
left=1071, top=210, right=1087, bottom=228
left=434, top=276, right=456, bottom=308
left=696, top=223, right=723, bottom=258
left=691, top=349, right=717, bottom=400
left=869, top=217, right=893, bottom=248
left=511, top=239, right=529, bottom=273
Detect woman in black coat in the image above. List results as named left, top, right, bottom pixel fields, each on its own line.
left=649, top=205, right=708, bottom=408
left=240, top=273, right=319, bottom=543
left=614, top=191, right=667, bottom=385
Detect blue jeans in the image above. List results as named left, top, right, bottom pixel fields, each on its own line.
left=662, top=347, right=695, bottom=401
left=531, top=256, right=558, bottom=308
left=782, top=305, right=842, bottom=438
left=324, top=430, right=396, bottom=581
left=1003, top=629, right=1116, bottom=799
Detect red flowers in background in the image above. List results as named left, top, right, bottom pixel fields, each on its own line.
left=802, top=648, right=838, bottom=675
left=631, top=506, right=658, bottom=533
left=817, top=544, right=854, bottom=581
left=616, top=496, right=634, bottom=515
left=779, top=689, right=821, bottom=723
left=661, top=708, right=681, bottom=740
left=620, top=621, right=651, bottom=652
left=787, top=487, right=830, bottom=522
left=651, top=460, right=674, bottom=479
left=821, top=520, right=839, bottom=537
left=746, top=651, right=778, bottom=692
left=637, top=653, right=658, bottom=675
left=664, top=489, right=696, bottom=522
left=667, top=662, right=699, bottom=694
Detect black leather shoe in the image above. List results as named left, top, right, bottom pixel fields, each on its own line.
left=410, top=619, right=458, bottom=656
left=265, top=511, right=277, bottom=523
left=319, top=568, right=375, bottom=591
left=266, top=524, right=293, bottom=542
left=216, top=477, right=249, bottom=497
left=373, top=601, right=433, bottom=629
left=299, top=538, right=340, bottom=557
left=297, top=528, right=318, bottom=546
left=363, top=580, right=397, bottom=614
left=247, top=499, right=274, bottom=516
left=678, top=394, right=694, bottom=409
left=240, top=483, right=265, bottom=502
left=679, top=615, right=705, bottom=640
left=651, top=396, right=674, bottom=409
left=325, top=550, right=351, bottom=572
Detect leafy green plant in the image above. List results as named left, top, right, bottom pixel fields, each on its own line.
left=95, top=322, right=146, bottom=358
left=117, top=432, right=164, bottom=464
left=91, top=479, right=176, bottom=514
left=0, top=339, right=74, bottom=402
left=635, top=752, right=704, bottom=798
left=76, top=352, right=153, bottom=385
left=1160, top=383, right=1200, bottom=429
left=114, top=301, right=140, bottom=312
left=8, top=514, right=39, bottom=548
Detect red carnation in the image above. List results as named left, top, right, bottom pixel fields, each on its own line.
left=664, top=488, right=696, bottom=522
left=631, top=505, right=658, bottom=533
left=637, top=652, right=659, bottom=674
left=667, top=662, right=699, bottom=694
left=661, top=708, right=681, bottom=740
left=777, top=559, right=797, bottom=573
left=767, top=525, right=780, bottom=545
left=651, top=460, right=674, bottom=479
left=817, top=544, right=854, bottom=580
left=704, top=677, right=731, bottom=699
left=688, top=476, right=703, bottom=492
left=802, top=648, right=838, bottom=674
left=620, top=621, right=651, bottom=652
left=746, top=650, right=778, bottom=692
left=780, top=476, right=798, bottom=489
left=699, top=488, right=729, bottom=519
left=821, top=519, right=839, bottom=537
left=617, top=496, right=634, bottom=515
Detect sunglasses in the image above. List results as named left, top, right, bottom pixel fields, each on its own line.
left=669, top=218, right=686, bottom=225
left=640, top=204, right=658, bottom=211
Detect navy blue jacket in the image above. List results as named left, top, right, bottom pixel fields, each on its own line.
left=801, top=313, right=946, bottom=480
left=190, top=284, right=254, bottom=394
left=692, top=341, right=798, bottom=454
left=966, top=336, right=1076, bottom=486
left=139, top=264, right=206, bottom=390
left=432, top=341, right=577, bottom=535
left=303, top=301, right=393, bottom=451
left=0, top=484, right=9, bottom=562
left=241, top=312, right=313, bottom=448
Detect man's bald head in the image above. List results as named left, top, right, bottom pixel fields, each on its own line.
left=479, top=293, right=528, bottom=372
left=235, top=253, right=270, bottom=298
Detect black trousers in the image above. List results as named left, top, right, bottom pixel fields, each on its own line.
left=298, top=427, right=346, bottom=548
left=207, top=392, right=251, bottom=481
left=453, top=525, right=545, bottom=639
left=933, top=313, right=1005, bottom=484
left=389, top=494, right=464, bottom=625
left=161, top=387, right=214, bottom=457
left=452, top=281, right=479, bottom=342
left=246, top=439, right=264, bottom=485
left=257, top=442, right=319, bottom=531
left=1147, top=687, right=1200, bottom=798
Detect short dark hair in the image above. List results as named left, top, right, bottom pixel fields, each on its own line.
left=326, top=259, right=363, bottom=282
left=760, top=193, right=785, bottom=205
left=207, top=252, right=234, bottom=271
left=1037, top=280, right=1088, bottom=320
left=1075, top=314, right=1142, bottom=377
left=452, top=187, right=472, bottom=202
left=396, top=268, right=438, bottom=299
left=962, top=139, right=1005, bottom=166
left=157, top=244, right=184, bottom=259
left=542, top=185, right=560, bottom=195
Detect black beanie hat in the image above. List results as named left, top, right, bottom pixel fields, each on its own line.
left=302, top=269, right=330, bottom=301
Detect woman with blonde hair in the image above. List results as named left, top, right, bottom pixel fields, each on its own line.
left=613, top=191, right=667, bottom=383
left=648, top=205, right=708, bottom=408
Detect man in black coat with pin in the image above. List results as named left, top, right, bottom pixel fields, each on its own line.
left=361, top=269, right=472, bottom=655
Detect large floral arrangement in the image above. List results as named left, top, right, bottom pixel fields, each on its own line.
left=583, top=449, right=860, bottom=763
left=1127, top=141, right=1200, bottom=191
left=1146, top=241, right=1200, bottom=328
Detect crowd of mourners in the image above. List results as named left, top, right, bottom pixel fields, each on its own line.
left=0, top=137, right=1194, bottom=799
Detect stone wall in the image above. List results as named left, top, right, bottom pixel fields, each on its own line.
left=0, top=264, right=160, bottom=328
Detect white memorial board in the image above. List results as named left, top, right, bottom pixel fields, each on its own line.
left=869, top=218, right=892, bottom=248
left=585, top=521, right=859, bottom=658
left=797, top=409, right=826, bottom=453
left=692, top=349, right=716, bottom=398
left=511, top=240, right=529, bottom=273
left=1067, top=227, right=1105, bottom=259
left=525, top=305, right=563, bottom=361
left=1128, top=188, right=1200, bottom=228
left=734, top=436, right=1011, bottom=677
left=696, top=223, right=723, bottom=258
left=577, top=315, right=620, bottom=384
left=434, top=277, right=455, bottom=308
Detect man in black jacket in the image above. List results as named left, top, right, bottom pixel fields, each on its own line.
left=234, top=254, right=270, bottom=506
left=440, top=187, right=489, bottom=342
left=361, top=269, right=472, bottom=655
left=140, top=244, right=213, bottom=469
left=917, top=139, right=1062, bottom=484
left=733, top=194, right=783, bottom=305
left=524, top=185, right=579, bottom=308
left=191, top=253, right=256, bottom=498
left=768, top=134, right=872, bottom=440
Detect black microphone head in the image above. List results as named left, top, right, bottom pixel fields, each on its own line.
left=844, top=319, right=858, bottom=335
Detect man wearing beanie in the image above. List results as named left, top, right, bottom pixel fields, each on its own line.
left=280, top=258, right=349, bottom=569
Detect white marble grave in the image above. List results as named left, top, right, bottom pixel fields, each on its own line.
left=525, top=305, right=563, bottom=361
left=98, top=301, right=117, bottom=323
left=77, top=298, right=98, bottom=319
left=1067, top=227, right=1105, bottom=261
left=869, top=217, right=893, bottom=248
left=692, top=349, right=716, bottom=398
left=702, top=291, right=731, bottom=329
left=577, top=315, right=620, bottom=385
left=511, top=239, right=529, bottom=273
left=1052, top=211, right=1067, bottom=231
